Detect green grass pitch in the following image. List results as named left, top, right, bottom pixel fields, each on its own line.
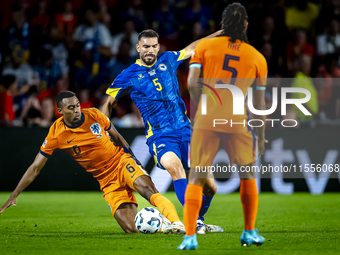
left=0, top=192, right=339, bottom=255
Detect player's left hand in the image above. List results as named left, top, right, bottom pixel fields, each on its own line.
left=0, top=196, right=17, bottom=214
left=258, top=138, right=268, bottom=155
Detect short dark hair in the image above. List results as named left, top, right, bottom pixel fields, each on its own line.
left=56, top=91, right=76, bottom=108
left=1, top=75, right=16, bottom=90
left=221, top=2, right=249, bottom=43
left=138, top=29, right=159, bottom=41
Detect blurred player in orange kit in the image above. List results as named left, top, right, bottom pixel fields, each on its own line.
left=178, top=3, right=268, bottom=250
left=0, top=91, right=185, bottom=234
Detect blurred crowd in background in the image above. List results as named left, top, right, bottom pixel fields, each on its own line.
left=1, top=0, right=340, bottom=128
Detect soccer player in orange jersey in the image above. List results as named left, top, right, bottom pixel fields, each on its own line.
left=0, top=91, right=185, bottom=234
left=178, top=3, right=268, bottom=249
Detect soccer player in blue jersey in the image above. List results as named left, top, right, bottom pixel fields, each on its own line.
left=102, top=29, right=223, bottom=233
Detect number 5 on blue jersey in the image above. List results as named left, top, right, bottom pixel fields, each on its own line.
left=153, top=78, right=162, bottom=91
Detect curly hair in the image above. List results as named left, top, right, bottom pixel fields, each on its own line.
left=220, top=2, right=249, bottom=43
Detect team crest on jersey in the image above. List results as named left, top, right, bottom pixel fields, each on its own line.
left=138, top=74, right=144, bottom=79
left=148, top=69, right=156, bottom=76
left=42, top=138, right=48, bottom=148
left=159, top=64, right=167, bottom=71
left=90, top=123, right=102, bottom=135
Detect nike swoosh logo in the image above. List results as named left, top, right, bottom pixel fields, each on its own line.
left=131, top=172, right=136, bottom=178
left=67, top=138, right=75, bottom=144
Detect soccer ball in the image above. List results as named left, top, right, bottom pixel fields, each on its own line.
left=135, top=207, right=163, bottom=234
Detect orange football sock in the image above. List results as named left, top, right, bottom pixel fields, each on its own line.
left=184, top=184, right=203, bottom=236
left=240, top=179, right=258, bottom=230
left=150, top=193, right=180, bottom=223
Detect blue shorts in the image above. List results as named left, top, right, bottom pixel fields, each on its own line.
left=147, top=127, right=190, bottom=170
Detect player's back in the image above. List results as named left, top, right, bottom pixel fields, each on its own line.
left=197, top=36, right=266, bottom=86
left=191, top=36, right=267, bottom=133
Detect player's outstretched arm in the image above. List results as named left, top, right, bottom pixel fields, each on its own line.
left=181, top=30, right=223, bottom=59
left=253, top=90, right=268, bottom=155
left=187, top=66, right=202, bottom=105
left=0, top=153, right=48, bottom=214
left=101, top=96, right=118, bottom=118
left=107, top=123, right=135, bottom=157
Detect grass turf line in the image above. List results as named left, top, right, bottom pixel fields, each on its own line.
left=0, top=192, right=339, bottom=255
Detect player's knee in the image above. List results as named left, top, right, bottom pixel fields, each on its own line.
left=166, top=162, right=185, bottom=179
left=160, top=153, right=186, bottom=179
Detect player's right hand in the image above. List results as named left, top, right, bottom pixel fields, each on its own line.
left=0, top=197, right=17, bottom=214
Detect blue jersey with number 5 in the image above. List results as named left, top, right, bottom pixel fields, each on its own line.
left=106, top=50, right=190, bottom=141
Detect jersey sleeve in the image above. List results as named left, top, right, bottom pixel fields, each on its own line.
left=255, top=53, right=268, bottom=90
left=189, top=40, right=205, bottom=69
left=106, top=72, right=131, bottom=100
left=40, top=124, right=59, bottom=158
left=93, top=108, right=112, bottom=131
left=163, top=50, right=187, bottom=67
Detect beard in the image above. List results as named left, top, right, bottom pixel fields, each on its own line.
left=70, top=113, right=82, bottom=124
left=68, top=113, right=83, bottom=127
left=141, top=54, right=156, bottom=66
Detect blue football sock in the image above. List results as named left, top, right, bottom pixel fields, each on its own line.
left=198, top=195, right=214, bottom=221
left=173, top=178, right=187, bottom=206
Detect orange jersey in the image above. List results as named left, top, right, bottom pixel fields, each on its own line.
left=40, top=108, right=131, bottom=190
left=190, top=36, right=268, bottom=133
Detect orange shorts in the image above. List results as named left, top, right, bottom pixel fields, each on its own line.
left=190, top=129, right=258, bottom=167
left=102, top=156, right=149, bottom=216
